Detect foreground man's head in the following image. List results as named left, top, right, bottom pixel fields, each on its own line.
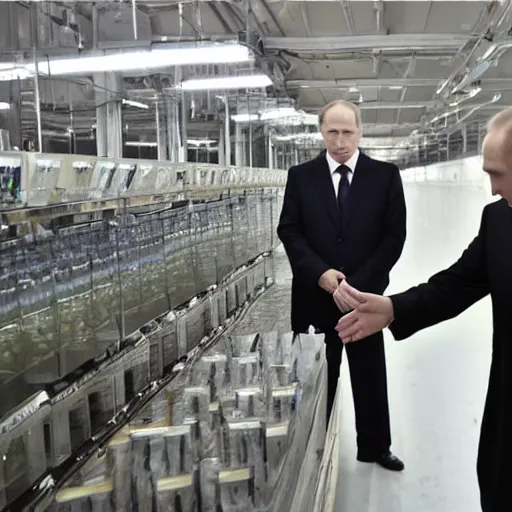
left=483, top=107, right=512, bottom=206
left=319, top=100, right=362, bottom=164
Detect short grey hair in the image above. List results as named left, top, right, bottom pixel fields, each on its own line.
left=487, top=107, right=512, bottom=132
left=318, top=99, right=362, bottom=128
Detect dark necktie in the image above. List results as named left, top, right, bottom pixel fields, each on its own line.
left=336, top=164, right=351, bottom=214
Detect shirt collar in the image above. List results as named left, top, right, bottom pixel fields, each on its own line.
left=326, top=149, right=360, bottom=175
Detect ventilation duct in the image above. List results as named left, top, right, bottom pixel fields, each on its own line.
left=97, top=5, right=152, bottom=47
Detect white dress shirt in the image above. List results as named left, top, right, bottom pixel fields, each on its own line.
left=326, top=149, right=359, bottom=198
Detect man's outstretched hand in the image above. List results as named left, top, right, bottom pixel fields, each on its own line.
left=334, top=281, right=395, bottom=343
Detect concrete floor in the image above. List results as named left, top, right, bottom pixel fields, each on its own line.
left=236, top=178, right=496, bottom=512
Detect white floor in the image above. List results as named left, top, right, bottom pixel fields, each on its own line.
left=333, top=178, right=495, bottom=512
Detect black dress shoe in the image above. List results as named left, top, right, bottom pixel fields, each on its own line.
left=357, top=451, right=405, bottom=471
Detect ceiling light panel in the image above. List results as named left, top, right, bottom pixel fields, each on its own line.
left=180, top=74, right=272, bottom=91
left=3, top=43, right=252, bottom=78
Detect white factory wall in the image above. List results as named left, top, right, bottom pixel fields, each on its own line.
left=391, top=154, right=493, bottom=288
left=332, top=155, right=496, bottom=512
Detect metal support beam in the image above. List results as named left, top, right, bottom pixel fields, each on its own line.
left=374, top=0, right=384, bottom=33
left=235, top=123, right=243, bottom=167
left=218, top=122, right=225, bottom=166
left=33, top=48, right=43, bottom=152
left=257, top=0, right=286, bottom=36
left=287, top=78, right=445, bottom=89
left=264, top=34, right=471, bottom=52
left=267, top=133, right=273, bottom=169
left=94, top=73, right=123, bottom=158
left=92, top=5, right=98, bottom=49
left=207, top=3, right=235, bottom=34
left=299, top=2, right=312, bottom=37
left=166, top=99, right=179, bottom=163
left=224, top=97, right=231, bottom=166
left=30, top=4, right=43, bottom=152
left=248, top=122, right=253, bottom=168
left=180, top=89, right=188, bottom=162
left=132, top=0, right=138, bottom=40
left=155, top=97, right=166, bottom=161
left=340, top=0, right=355, bottom=34
left=396, top=53, right=416, bottom=124
left=307, top=101, right=440, bottom=110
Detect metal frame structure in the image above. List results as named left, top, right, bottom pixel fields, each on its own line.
left=1, top=1, right=512, bottom=165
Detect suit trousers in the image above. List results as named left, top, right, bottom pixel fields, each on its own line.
left=325, top=329, right=392, bottom=459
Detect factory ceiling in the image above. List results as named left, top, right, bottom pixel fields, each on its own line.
left=1, top=0, right=512, bottom=158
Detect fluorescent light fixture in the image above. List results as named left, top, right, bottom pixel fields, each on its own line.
left=180, top=74, right=272, bottom=91
left=72, top=161, right=92, bottom=168
left=187, top=139, right=217, bottom=146
left=259, top=108, right=318, bottom=126
left=0, top=64, right=31, bottom=81
left=125, top=141, right=157, bottom=147
left=232, top=113, right=260, bottom=122
left=122, top=99, right=149, bottom=109
left=260, top=107, right=297, bottom=120
left=0, top=43, right=252, bottom=80
left=29, top=43, right=252, bottom=76
left=0, top=102, right=10, bottom=110
left=273, top=132, right=323, bottom=142
left=388, top=86, right=403, bottom=90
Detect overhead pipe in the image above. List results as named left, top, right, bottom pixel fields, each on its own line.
left=435, top=0, right=512, bottom=97
left=430, top=94, right=497, bottom=125
left=447, top=92, right=501, bottom=135
left=452, top=40, right=512, bottom=94
left=92, top=5, right=98, bottom=48
left=374, top=0, right=383, bottom=33
left=436, top=39, right=487, bottom=97
left=132, top=0, right=138, bottom=40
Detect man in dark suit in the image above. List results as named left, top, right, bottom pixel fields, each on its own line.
left=277, top=99, right=407, bottom=471
left=334, top=107, right=512, bottom=511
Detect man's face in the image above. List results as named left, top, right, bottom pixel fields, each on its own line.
left=320, top=105, right=362, bottom=164
left=482, top=131, right=512, bottom=206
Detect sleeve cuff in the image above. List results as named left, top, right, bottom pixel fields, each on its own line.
left=307, top=262, right=331, bottom=289
left=388, top=294, right=408, bottom=340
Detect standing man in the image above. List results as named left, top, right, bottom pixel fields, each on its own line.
left=277, top=99, right=407, bottom=471
left=334, top=107, right=512, bottom=512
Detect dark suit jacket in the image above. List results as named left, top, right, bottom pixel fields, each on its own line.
left=277, top=149, right=407, bottom=333
left=386, top=199, right=511, bottom=512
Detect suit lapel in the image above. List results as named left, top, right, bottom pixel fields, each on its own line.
left=342, top=152, right=371, bottom=229
left=311, top=152, right=340, bottom=228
